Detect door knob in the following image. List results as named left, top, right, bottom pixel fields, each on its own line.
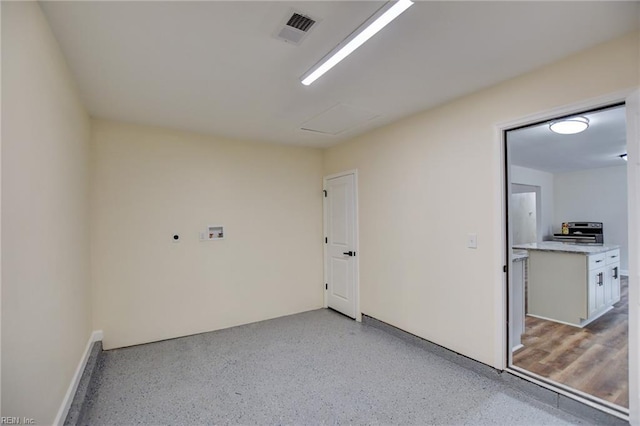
left=343, top=251, right=355, bottom=256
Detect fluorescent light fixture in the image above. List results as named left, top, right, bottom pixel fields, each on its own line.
left=620, top=153, right=628, bottom=161
left=301, top=0, right=414, bottom=86
left=549, top=116, right=589, bottom=135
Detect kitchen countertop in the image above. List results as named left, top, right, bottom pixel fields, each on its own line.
left=512, top=250, right=529, bottom=262
left=512, top=241, right=619, bottom=255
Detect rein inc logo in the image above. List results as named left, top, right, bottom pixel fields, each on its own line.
left=1, top=418, right=35, bottom=425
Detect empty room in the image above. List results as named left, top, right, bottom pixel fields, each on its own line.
left=2, top=1, right=639, bottom=425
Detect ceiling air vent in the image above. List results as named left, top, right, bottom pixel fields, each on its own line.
left=287, top=13, right=315, bottom=32
left=275, top=11, right=318, bottom=46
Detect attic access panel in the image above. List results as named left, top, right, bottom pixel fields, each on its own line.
left=301, top=104, right=379, bottom=135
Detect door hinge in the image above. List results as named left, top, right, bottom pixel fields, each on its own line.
left=325, top=237, right=328, bottom=244
left=325, top=283, right=328, bottom=290
left=503, top=265, right=507, bottom=273
left=323, top=189, right=327, bottom=197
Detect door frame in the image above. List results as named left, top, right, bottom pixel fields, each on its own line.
left=323, top=169, right=361, bottom=322
left=495, top=88, right=639, bottom=422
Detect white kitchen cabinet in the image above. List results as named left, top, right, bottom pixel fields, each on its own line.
left=610, top=266, right=621, bottom=302
left=605, top=249, right=621, bottom=306
left=510, top=254, right=527, bottom=351
left=587, top=264, right=606, bottom=317
left=513, top=242, right=621, bottom=328
left=585, top=249, right=620, bottom=321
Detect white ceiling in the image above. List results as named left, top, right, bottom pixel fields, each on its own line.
left=40, top=1, right=640, bottom=148
left=508, top=105, right=627, bottom=174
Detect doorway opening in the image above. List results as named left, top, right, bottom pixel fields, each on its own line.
left=504, top=103, right=630, bottom=415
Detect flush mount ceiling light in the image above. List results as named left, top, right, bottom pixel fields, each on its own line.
left=549, top=116, right=590, bottom=135
left=620, top=153, right=628, bottom=161
left=300, top=0, right=414, bottom=86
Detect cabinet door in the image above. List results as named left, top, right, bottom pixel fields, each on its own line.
left=604, top=250, right=621, bottom=306
left=588, top=267, right=606, bottom=316
left=609, top=263, right=621, bottom=304
left=603, top=266, right=613, bottom=306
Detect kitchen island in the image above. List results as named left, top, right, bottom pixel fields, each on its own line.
left=513, top=241, right=621, bottom=327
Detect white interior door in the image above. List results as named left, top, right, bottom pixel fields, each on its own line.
left=324, top=172, right=358, bottom=319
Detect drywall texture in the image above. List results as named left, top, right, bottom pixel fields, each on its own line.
left=91, top=120, right=324, bottom=349
left=1, top=2, right=92, bottom=424
left=554, top=165, right=628, bottom=271
left=323, top=32, right=639, bottom=368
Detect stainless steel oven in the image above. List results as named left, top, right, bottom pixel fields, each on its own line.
left=553, top=222, right=603, bottom=245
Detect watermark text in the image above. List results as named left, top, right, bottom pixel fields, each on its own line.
left=1, top=417, right=35, bottom=425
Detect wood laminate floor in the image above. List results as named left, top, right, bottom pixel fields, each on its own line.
left=513, top=276, right=629, bottom=408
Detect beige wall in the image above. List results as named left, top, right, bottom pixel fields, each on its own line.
left=324, top=32, right=639, bottom=367
left=0, top=3, right=637, bottom=419
left=1, top=2, right=92, bottom=424
left=90, top=120, right=324, bottom=349
left=554, top=165, right=629, bottom=271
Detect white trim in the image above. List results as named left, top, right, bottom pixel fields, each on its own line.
left=92, top=330, right=104, bottom=342
left=495, top=88, right=634, bottom=131
left=626, top=89, right=640, bottom=426
left=496, top=88, right=638, bottom=418
left=323, top=181, right=329, bottom=310
left=527, top=308, right=613, bottom=328
left=323, top=169, right=361, bottom=322
left=53, top=330, right=103, bottom=426
left=494, top=123, right=508, bottom=370
left=353, top=170, right=361, bottom=322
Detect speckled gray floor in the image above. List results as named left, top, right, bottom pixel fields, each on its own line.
left=81, top=309, right=595, bottom=425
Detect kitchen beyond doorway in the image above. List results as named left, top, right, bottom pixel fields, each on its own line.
left=504, top=101, right=630, bottom=417
left=513, top=276, right=629, bottom=407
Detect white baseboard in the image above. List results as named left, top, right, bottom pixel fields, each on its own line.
left=53, top=330, right=103, bottom=426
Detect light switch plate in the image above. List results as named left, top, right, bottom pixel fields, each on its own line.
left=467, top=233, right=477, bottom=249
